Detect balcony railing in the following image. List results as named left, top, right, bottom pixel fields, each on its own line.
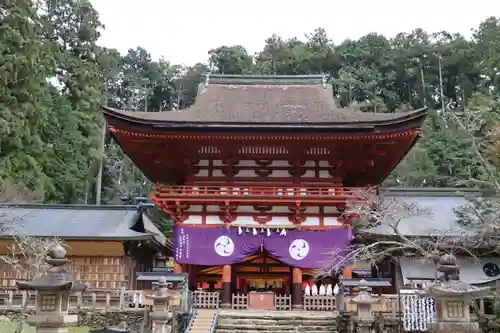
left=153, top=185, right=371, bottom=204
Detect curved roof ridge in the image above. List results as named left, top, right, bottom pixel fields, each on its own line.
left=206, top=73, right=327, bottom=86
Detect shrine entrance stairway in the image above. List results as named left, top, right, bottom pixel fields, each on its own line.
left=215, top=310, right=339, bottom=333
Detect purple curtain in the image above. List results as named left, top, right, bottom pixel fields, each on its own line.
left=173, top=226, right=352, bottom=269
left=263, top=228, right=352, bottom=269
left=173, top=226, right=261, bottom=265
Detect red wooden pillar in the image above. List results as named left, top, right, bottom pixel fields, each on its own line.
left=292, top=267, right=303, bottom=308
left=343, top=266, right=353, bottom=278
left=174, top=263, right=183, bottom=273
left=221, top=264, right=232, bottom=308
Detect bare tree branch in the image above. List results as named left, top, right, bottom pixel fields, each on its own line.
left=317, top=188, right=480, bottom=279
left=318, top=97, right=500, bottom=281
left=0, top=183, right=66, bottom=281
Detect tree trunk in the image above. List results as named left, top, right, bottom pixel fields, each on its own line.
left=95, top=123, right=106, bottom=205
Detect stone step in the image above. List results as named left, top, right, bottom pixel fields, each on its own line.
left=217, top=323, right=337, bottom=331
left=193, top=319, right=215, bottom=323
left=215, top=329, right=338, bottom=333
left=217, top=318, right=337, bottom=326
left=191, top=323, right=213, bottom=327
left=187, top=309, right=217, bottom=333
left=218, top=311, right=335, bottom=320
left=215, top=311, right=338, bottom=333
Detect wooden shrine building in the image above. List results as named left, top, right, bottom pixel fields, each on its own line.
left=371, top=187, right=500, bottom=290
left=0, top=203, right=170, bottom=289
left=102, top=74, right=427, bottom=309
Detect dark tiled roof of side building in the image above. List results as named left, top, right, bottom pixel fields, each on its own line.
left=0, top=203, right=168, bottom=247
left=102, top=74, right=427, bottom=130
left=366, top=187, right=479, bottom=237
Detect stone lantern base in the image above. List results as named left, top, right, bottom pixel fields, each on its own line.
left=150, top=312, right=172, bottom=333
left=428, top=322, right=480, bottom=333
left=26, top=314, right=78, bottom=333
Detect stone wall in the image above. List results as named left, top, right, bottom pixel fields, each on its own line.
left=0, top=309, right=145, bottom=332
left=215, top=311, right=340, bottom=333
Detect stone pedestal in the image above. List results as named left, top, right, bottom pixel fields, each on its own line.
left=25, top=315, right=78, bottom=333
left=16, top=244, right=86, bottom=333
left=428, top=322, right=480, bottom=333
left=150, top=313, right=172, bottom=333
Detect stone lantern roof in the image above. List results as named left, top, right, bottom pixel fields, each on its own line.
left=351, top=279, right=377, bottom=305
left=146, top=276, right=171, bottom=300
left=416, top=253, right=490, bottom=298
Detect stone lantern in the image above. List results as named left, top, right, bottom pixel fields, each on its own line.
left=416, top=253, right=490, bottom=333
left=145, top=277, right=173, bottom=333
left=16, top=244, right=87, bottom=333
left=351, top=279, right=377, bottom=333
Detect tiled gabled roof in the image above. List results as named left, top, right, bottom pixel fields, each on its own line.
left=0, top=204, right=154, bottom=241
left=366, top=188, right=478, bottom=237
left=103, top=74, right=427, bottom=131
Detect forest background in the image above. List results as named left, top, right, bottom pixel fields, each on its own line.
left=2, top=1, right=500, bottom=224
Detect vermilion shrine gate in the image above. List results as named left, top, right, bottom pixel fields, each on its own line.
left=102, top=74, right=427, bottom=310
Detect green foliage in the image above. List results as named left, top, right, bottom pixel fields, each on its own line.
left=147, top=207, right=174, bottom=237
left=3, top=1, right=500, bottom=210
left=1, top=0, right=104, bottom=203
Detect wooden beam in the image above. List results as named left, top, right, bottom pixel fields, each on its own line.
left=234, top=263, right=289, bottom=268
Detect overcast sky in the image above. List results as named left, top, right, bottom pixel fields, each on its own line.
left=90, top=0, right=499, bottom=66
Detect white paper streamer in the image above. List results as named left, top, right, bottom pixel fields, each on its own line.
left=402, top=294, right=436, bottom=331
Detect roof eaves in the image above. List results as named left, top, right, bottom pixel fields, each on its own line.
left=0, top=234, right=154, bottom=241
left=379, top=187, right=481, bottom=197
left=141, top=212, right=168, bottom=247
left=102, top=106, right=428, bottom=129
left=0, top=203, right=142, bottom=211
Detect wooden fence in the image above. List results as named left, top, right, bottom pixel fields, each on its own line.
left=0, top=288, right=496, bottom=321
left=0, top=288, right=149, bottom=311
left=192, top=290, right=220, bottom=309
left=230, top=293, right=292, bottom=310
left=304, top=295, right=335, bottom=311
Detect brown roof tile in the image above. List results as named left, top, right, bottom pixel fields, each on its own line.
left=103, top=74, right=427, bottom=129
